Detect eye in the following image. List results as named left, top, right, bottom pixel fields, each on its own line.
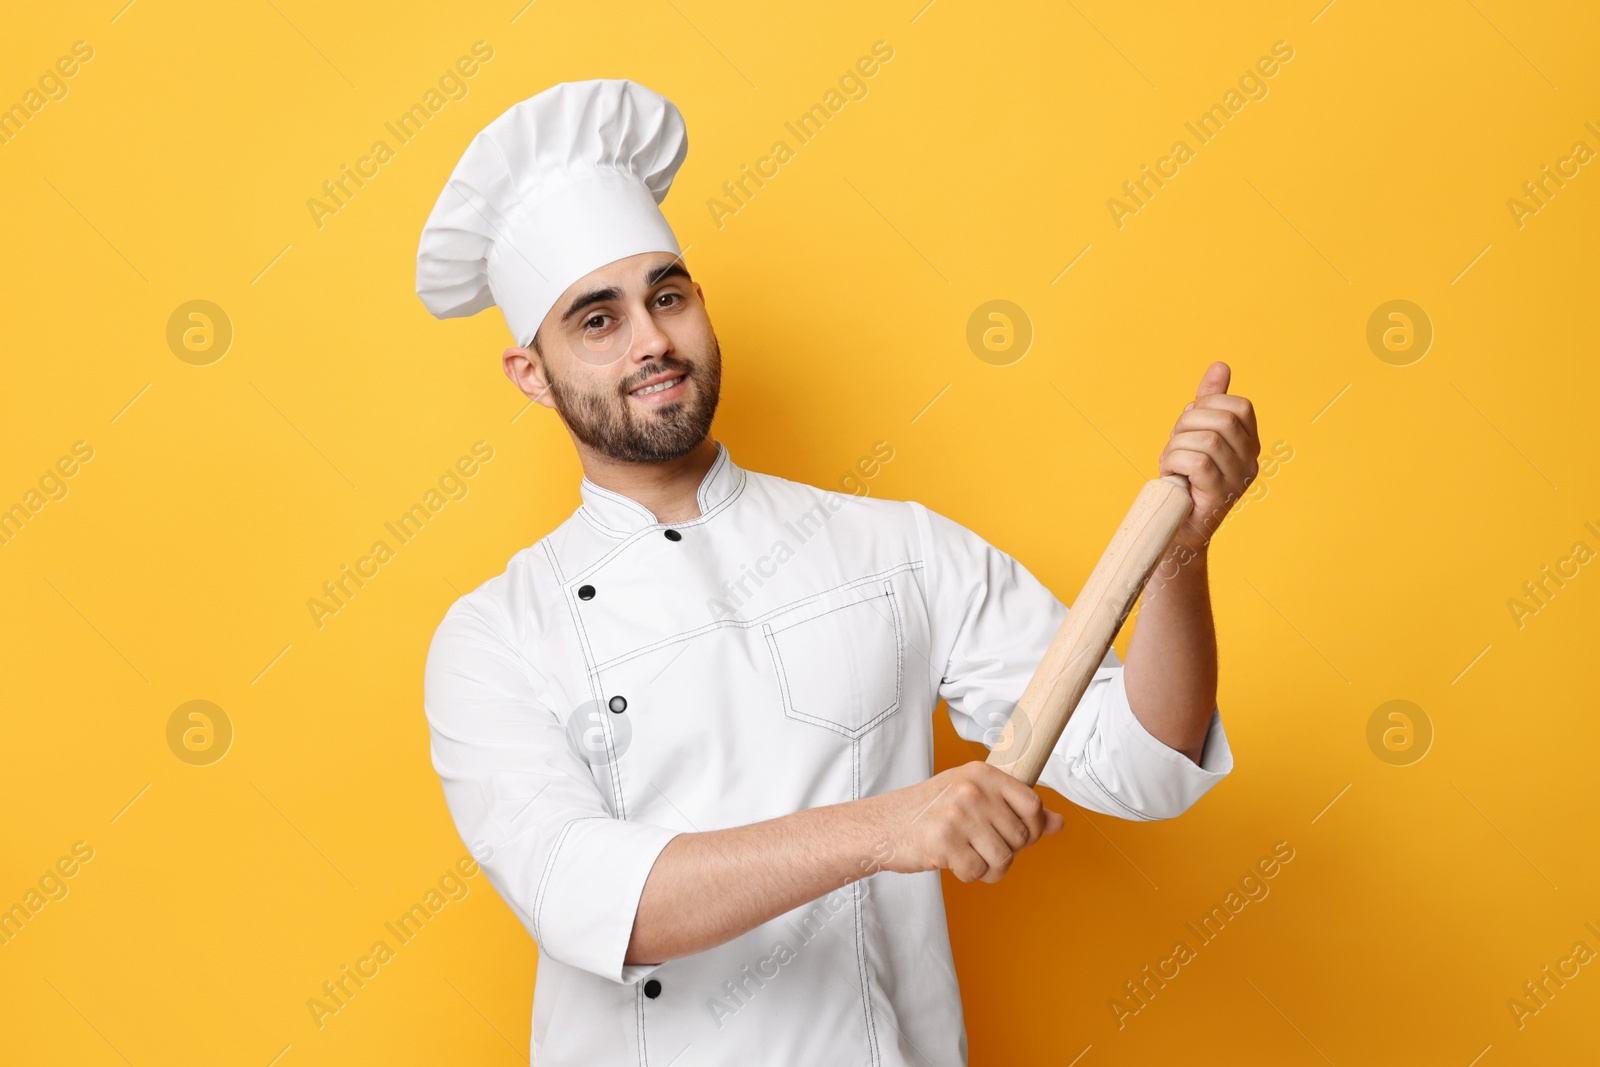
left=583, top=313, right=613, bottom=331
left=655, top=292, right=681, bottom=308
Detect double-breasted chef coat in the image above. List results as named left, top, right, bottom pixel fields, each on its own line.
left=424, top=441, right=1233, bottom=1065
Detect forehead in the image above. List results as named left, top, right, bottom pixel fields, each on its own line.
left=558, top=251, right=683, bottom=301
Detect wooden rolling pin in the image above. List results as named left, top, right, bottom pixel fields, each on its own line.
left=985, top=474, right=1193, bottom=786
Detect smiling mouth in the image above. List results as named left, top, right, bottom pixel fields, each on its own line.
left=628, top=374, right=686, bottom=397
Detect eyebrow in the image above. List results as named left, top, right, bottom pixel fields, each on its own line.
left=646, top=260, right=690, bottom=287
left=557, top=261, right=693, bottom=326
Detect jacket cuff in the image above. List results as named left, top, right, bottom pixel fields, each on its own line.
left=1051, top=667, right=1233, bottom=820
left=535, top=816, right=682, bottom=983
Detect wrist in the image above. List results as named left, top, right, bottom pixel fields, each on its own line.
left=1143, top=537, right=1208, bottom=606
left=1165, top=532, right=1211, bottom=571
left=832, top=793, right=899, bottom=883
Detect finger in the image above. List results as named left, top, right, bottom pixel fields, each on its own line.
left=1162, top=449, right=1253, bottom=508
left=995, top=779, right=1049, bottom=842
left=1191, top=393, right=1258, bottom=441
left=1171, top=419, right=1254, bottom=476
left=968, top=828, right=1015, bottom=884
left=966, top=793, right=1030, bottom=851
left=951, top=846, right=989, bottom=884
left=1164, top=435, right=1248, bottom=489
left=1195, top=361, right=1231, bottom=400
left=1042, top=808, right=1064, bottom=834
left=1168, top=413, right=1256, bottom=467
left=1161, top=447, right=1232, bottom=489
left=986, top=800, right=1033, bottom=852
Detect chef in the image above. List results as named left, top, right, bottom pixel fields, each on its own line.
left=416, top=79, right=1254, bottom=1065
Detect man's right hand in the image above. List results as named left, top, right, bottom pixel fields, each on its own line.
left=869, top=762, right=1064, bottom=884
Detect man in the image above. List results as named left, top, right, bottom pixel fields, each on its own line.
left=417, top=80, right=1255, bottom=1065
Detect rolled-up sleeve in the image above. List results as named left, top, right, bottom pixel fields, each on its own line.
left=912, top=501, right=1232, bottom=820
left=423, top=596, right=682, bottom=983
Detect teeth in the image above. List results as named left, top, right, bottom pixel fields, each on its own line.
left=631, top=375, right=684, bottom=396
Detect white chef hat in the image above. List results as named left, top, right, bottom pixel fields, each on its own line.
left=415, top=78, right=688, bottom=347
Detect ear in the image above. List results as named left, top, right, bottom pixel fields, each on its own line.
left=503, top=345, right=556, bottom=409
left=692, top=280, right=706, bottom=307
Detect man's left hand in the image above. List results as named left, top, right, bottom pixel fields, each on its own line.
left=1158, top=361, right=1261, bottom=554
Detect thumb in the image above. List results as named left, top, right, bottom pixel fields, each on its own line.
left=1191, top=360, right=1231, bottom=405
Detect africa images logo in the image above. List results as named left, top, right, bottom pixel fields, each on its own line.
left=1105, top=40, right=1295, bottom=229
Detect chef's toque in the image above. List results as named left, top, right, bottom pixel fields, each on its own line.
left=415, top=78, right=688, bottom=347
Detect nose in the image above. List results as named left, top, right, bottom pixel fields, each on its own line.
left=628, top=303, right=671, bottom=364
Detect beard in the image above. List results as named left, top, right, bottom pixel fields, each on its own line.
left=545, top=334, right=722, bottom=464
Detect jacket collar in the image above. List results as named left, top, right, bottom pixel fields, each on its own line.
left=577, top=440, right=744, bottom=535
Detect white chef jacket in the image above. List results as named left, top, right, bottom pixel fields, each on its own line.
left=423, top=441, right=1232, bottom=1065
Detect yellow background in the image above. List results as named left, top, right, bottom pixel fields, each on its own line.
left=3, top=0, right=1597, bottom=1063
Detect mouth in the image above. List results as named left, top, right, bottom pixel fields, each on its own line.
left=627, top=372, right=689, bottom=405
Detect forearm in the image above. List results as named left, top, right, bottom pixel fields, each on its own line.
left=624, top=756, right=1065, bottom=965
left=624, top=795, right=886, bottom=966
left=1123, top=544, right=1218, bottom=764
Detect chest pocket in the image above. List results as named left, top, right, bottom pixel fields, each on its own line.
left=762, top=579, right=904, bottom=739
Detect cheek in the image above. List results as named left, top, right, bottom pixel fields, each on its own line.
left=554, top=348, right=614, bottom=387
left=674, top=306, right=716, bottom=349
left=551, top=363, right=622, bottom=407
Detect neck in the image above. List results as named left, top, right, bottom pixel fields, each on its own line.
left=575, top=436, right=719, bottom=523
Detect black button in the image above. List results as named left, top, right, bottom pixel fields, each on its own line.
left=644, top=979, right=662, bottom=999
left=608, top=695, right=627, bottom=714
left=663, top=529, right=682, bottom=541
left=577, top=584, right=595, bottom=600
